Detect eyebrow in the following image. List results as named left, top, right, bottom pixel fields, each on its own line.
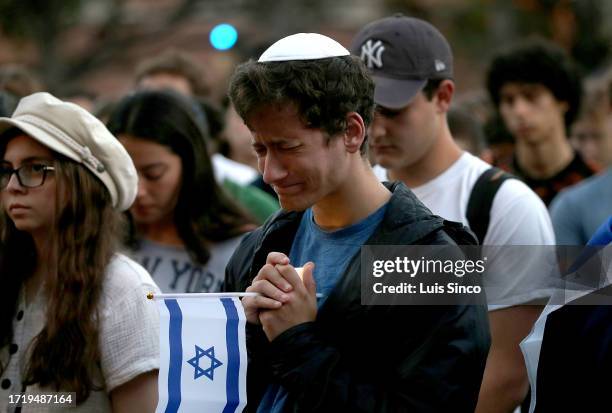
left=139, top=163, right=166, bottom=170
left=1, top=156, right=54, bottom=165
left=251, top=138, right=298, bottom=147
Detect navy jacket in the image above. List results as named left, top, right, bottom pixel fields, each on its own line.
left=535, top=216, right=612, bottom=412
left=224, top=182, right=490, bottom=412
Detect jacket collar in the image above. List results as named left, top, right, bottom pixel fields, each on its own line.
left=373, top=181, right=446, bottom=243
left=249, top=181, right=445, bottom=276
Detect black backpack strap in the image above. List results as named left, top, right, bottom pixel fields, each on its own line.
left=466, top=167, right=514, bottom=244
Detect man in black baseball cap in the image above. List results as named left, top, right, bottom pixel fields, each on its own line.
left=352, top=14, right=557, bottom=413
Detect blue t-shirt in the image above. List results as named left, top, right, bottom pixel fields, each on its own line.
left=550, top=168, right=612, bottom=245
left=566, top=215, right=612, bottom=274
left=257, top=203, right=388, bottom=413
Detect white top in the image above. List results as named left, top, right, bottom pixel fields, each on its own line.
left=0, top=254, right=160, bottom=412
left=374, top=152, right=557, bottom=308
left=258, top=33, right=350, bottom=62
left=130, top=237, right=243, bottom=293
left=211, top=154, right=258, bottom=186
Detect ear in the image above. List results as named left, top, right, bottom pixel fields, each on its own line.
left=343, top=112, right=366, bottom=154
left=434, top=80, right=455, bottom=113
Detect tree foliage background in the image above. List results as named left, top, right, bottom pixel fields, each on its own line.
left=0, top=0, right=609, bottom=96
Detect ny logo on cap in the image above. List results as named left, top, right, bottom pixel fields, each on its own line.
left=360, top=40, right=385, bottom=69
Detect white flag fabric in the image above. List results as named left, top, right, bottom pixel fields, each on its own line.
left=155, top=296, right=247, bottom=413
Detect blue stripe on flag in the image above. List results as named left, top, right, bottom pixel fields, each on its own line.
left=221, top=298, right=240, bottom=413
left=165, top=299, right=183, bottom=413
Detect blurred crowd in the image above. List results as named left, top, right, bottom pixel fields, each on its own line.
left=0, top=12, right=611, bottom=413
left=2, top=36, right=610, bottom=244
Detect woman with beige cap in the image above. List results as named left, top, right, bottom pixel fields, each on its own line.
left=0, top=92, right=160, bottom=411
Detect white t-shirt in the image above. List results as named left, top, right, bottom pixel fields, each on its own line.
left=212, top=154, right=258, bottom=186
left=374, top=152, right=557, bottom=309
left=131, top=237, right=243, bottom=293
left=0, top=254, right=160, bottom=412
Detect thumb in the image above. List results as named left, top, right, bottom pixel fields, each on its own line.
left=302, top=262, right=317, bottom=297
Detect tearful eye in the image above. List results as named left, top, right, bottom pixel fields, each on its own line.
left=253, top=146, right=267, bottom=156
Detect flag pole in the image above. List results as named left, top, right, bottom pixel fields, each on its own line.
left=147, top=292, right=260, bottom=300
left=147, top=292, right=324, bottom=300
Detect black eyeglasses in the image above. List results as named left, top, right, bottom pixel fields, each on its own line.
left=0, top=164, right=55, bottom=190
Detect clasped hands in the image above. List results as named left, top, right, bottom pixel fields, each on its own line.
left=242, top=252, right=317, bottom=341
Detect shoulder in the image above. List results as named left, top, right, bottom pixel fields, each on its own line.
left=552, top=169, right=612, bottom=209
left=486, top=174, right=554, bottom=244
left=460, top=152, right=491, bottom=174
left=495, top=175, right=543, bottom=205
left=383, top=181, right=477, bottom=244
left=101, top=254, right=160, bottom=306
left=452, top=152, right=492, bottom=189
left=225, top=228, right=264, bottom=284
left=97, top=255, right=160, bottom=391
left=494, top=175, right=551, bottom=212
left=212, top=234, right=246, bottom=252
left=462, top=158, right=537, bottom=207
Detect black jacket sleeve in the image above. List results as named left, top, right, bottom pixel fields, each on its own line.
left=267, top=303, right=489, bottom=413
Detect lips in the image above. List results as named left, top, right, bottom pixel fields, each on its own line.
left=8, top=204, right=29, bottom=212
left=273, top=183, right=303, bottom=195
left=515, top=124, right=533, bottom=135
left=133, top=204, right=155, bottom=215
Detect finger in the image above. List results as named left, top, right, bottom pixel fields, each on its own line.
left=243, top=295, right=282, bottom=310
left=275, top=264, right=303, bottom=289
left=266, top=252, right=290, bottom=266
left=249, top=279, right=290, bottom=303
left=254, top=263, right=293, bottom=292
left=302, top=262, right=317, bottom=297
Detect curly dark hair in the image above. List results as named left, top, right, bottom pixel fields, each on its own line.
left=486, top=38, right=583, bottom=129
left=228, top=55, right=375, bottom=156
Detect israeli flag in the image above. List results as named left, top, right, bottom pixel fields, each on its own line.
left=155, top=295, right=247, bottom=413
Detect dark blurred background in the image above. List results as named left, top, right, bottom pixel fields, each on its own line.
left=0, top=0, right=610, bottom=105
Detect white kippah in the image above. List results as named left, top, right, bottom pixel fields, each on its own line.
left=258, top=33, right=350, bottom=62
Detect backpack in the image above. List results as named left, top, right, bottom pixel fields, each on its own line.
left=466, top=167, right=515, bottom=244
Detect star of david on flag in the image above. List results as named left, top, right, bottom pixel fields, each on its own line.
left=154, top=295, right=247, bottom=413
left=187, top=345, right=223, bottom=380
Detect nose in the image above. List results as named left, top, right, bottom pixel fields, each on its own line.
left=5, top=173, right=25, bottom=193
left=136, top=178, right=149, bottom=200
left=510, top=96, right=531, bottom=118
left=261, top=152, right=288, bottom=185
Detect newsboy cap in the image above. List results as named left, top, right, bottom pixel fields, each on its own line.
left=0, top=92, right=137, bottom=210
